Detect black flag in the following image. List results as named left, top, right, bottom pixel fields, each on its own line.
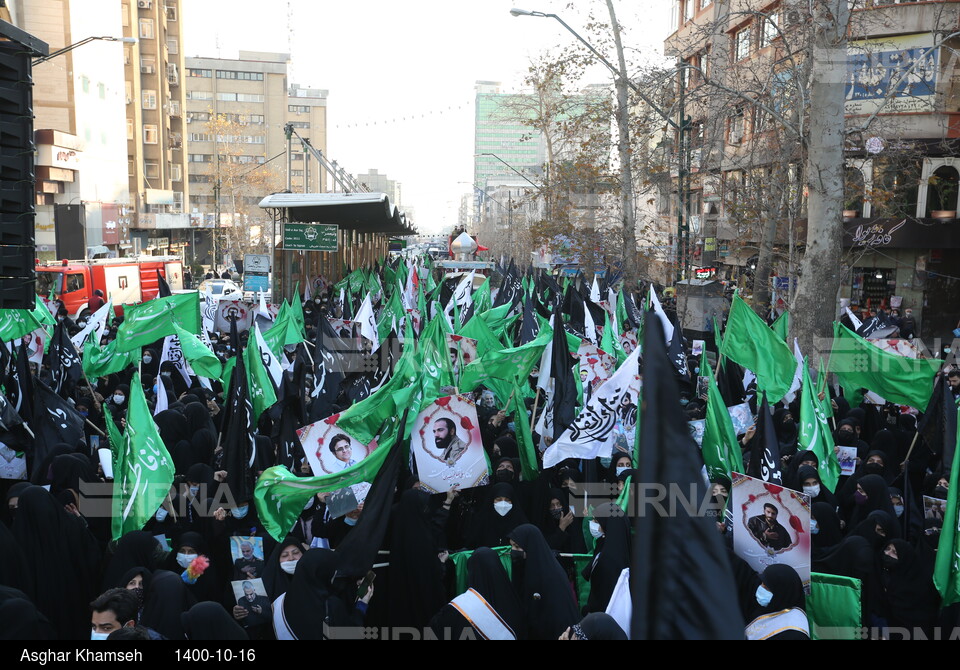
left=630, top=313, right=744, bottom=640
left=748, top=393, right=783, bottom=484
left=548, top=319, right=577, bottom=441
left=272, top=367, right=305, bottom=472
left=308, top=317, right=348, bottom=422
left=219, top=349, right=257, bottom=504
left=31, top=378, right=85, bottom=478
left=518, top=293, right=538, bottom=346
left=48, top=320, right=83, bottom=399
left=919, top=374, right=958, bottom=471
left=6, top=339, right=35, bottom=426
left=157, top=269, right=172, bottom=298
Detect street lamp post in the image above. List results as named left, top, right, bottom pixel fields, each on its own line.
left=510, top=8, right=692, bottom=284
left=32, top=36, right=136, bottom=66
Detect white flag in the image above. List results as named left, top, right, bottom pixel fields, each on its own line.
left=161, top=334, right=192, bottom=387
left=648, top=284, right=674, bottom=346
left=845, top=306, right=863, bottom=331
left=153, top=375, right=169, bottom=416
left=257, top=292, right=274, bottom=322
left=355, top=293, right=379, bottom=353
left=590, top=276, right=601, bottom=303
left=583, top=301, right=597, bottom=345
left=784, top=338, right=804, bottom=404
left=71, top=300, right=113, bottom=351
left=253, top=322, right=284, bottom=389
left=542, top=345, right=642, bottom=469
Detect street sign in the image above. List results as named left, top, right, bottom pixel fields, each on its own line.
left=244, top=253, right=271, bottom=273
left=282, top=223, right=338, bottom=252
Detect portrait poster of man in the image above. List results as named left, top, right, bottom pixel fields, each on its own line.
left=727, top=403, right=754, bottom=437
left=446, top=334, right=478, bottom=376
left=411, top=394, right=490, bottom=494
left=215, top=300, right=254, bottom=333
left=923, top=495, right=947, bottom=522
left=688, top=419, right=706, bottom=447
left=838, top=447, right=859, bottom=477
left=298, top=414, right=378, bottom=476
left=576, top=342, right=616, bottom=392
left=231, top=578, right=271, bottom=627
left=230, top=536, right=265, bottom=580
left=732, top=472, right=812, bottom=590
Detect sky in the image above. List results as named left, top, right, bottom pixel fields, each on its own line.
left=183, top=0, right=672, bottom=233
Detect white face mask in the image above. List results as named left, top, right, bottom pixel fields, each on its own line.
left=494, top=501, right=513, bottom=517
left=113, top=395, right=125, bottom=405
left=616, top=466, right=629, bottom=477
left=589, top=520, right=603, bottom=539
left=280, top=560, right=299, bottom=575
left=756, top=585, right=773, bottom=607
left=155, top=507, right=168, bottom=522
left=177, top=552, right=198, bottom=568
left=803, top=484, right=821, bottom=498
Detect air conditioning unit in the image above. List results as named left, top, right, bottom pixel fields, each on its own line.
left=138, top=0, right=152, bottom=9
left=141, top=64, right=155, bottom=74
left=784, top=9, right=804, bottom=27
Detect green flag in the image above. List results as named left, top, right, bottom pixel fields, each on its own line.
left=771, top=311, right=789, bottom=342
left=262, top=313, right=305, bottom=356
left=82, top=333, right=139, bottom=379
left=829, top=322, right=942, bottom=409
left=377, top=287, right=406, bottom=341
left=172, top=323, right=223, bottom=380
left=934, top=406, right=960, bottom=607
left=458, top=327, right=551, bottom=395
left=817, top=359, right=833, bottom=420
left=449, top=546, right=512, bottom=594
left=115, top=293, right=201, bottom=352
left=601, top=311, right=627, bottom=367
left=798, top=357, right=841, bottom=492
left=254, top=410, right=407, bottom=541
left=459, top=315, right=503, bottom=359
left=243, top=333, right=278, bottom=425
left=473, top=277, right=492, bottom=315
left=0, top=306, right=43, bottom=343
left=33, top=294, right=57, bottom=328
left=510, top=379, right=539, bottom=481
left=102, top=404, right=124, bottom=461
left=807, top=573, right=862, bottom=640
left=111, top=372, right=175, bottom=540
left=720, top=293, right=798, bottom=403
left=701, top=356, right=745, bottom=481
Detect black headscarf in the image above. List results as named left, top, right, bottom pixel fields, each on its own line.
left=283, top=548, right=345, bottom=640
left=154, top=409, right=189, bottom=452
left=49, top=453, right=96, bottom=497
left=262, top=536, right=304, bottom=600
left=782, top=450, right=818, bottom=491
left=140, top=569, right=195, bottom=640
left=387, top=489, right=447, bottom=629
left=508, top=524, right=579, bottom=640
left=466, top=482, right=528, bottom=549
left=760, top=563, right=805, bottom=613
left=12, top=486, right=101, bottom=640
left=466, top=546, right=525, bottom=638
left=878, top=538, right=939, bottom=631
left=190, top=429, right=218, bottom=468
left=181, top=601, right=249, bottom=641
left=773, top=408, right=798, bottom=453
left=851, top=509, right=901, bottom=550
left=571, top=612, right=628, bottom=640
left=796, top=465, right=838, bottom=508
left=102, top=530, right=164, bottom=591
left=846, top=473, right=897, bottom=530
left=869, top=429, right=899, bottom=464
left=0, top=516, right=33, bottom=598
left=183, top=402, right=217, bottom=437
left=583, top=502, right=631, bottom=614
left=811, top=502, right=843, bottom=558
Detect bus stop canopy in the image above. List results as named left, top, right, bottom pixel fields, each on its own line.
left=258, top=192, right=415, bottom=236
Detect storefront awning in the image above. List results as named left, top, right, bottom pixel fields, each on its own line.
left=842, top=217, right=960, bottom=249
left=258, top=192, right=416, bottom=236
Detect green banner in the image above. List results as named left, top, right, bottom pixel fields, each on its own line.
left=282, top=223, right=338, bottom=251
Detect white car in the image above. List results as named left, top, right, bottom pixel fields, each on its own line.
left=197, top=278, right=244, bottom=301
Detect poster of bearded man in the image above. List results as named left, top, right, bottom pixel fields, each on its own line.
left=411, top=394, right=490, bottom=494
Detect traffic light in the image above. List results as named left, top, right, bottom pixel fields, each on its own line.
left=0, top=39, right=36, bottom=307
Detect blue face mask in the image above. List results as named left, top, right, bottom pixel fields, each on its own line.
left=232, top=505, right=249, bottom=519
left=894, top=505, right=904, bottom=518
left=91, top=631, right=110, bottom=641
left=755, top=585, right=773, bottom=607
left=506, top=422, right=516, bottom=433
left=810, top=519, right=819, bottom=535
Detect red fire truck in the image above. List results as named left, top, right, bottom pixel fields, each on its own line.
left=35, top=257, right=184, bottom=318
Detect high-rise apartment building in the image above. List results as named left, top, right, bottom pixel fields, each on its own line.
left=122, top=0, right=189, bottom=257
left=287, top=83, right=328, bottom=194
left=356, top=169, right=399, bottom=205
left=473, top=81, right=545, bottom=192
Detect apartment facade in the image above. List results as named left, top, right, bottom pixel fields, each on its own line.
left=122, top=0, right=189, bottom=257
left=658, top=0, right=960, bottom=337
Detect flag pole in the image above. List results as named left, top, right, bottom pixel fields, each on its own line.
left=529, top=387, right=541, bottom=434
left=901, top=430, right=921, bottom=468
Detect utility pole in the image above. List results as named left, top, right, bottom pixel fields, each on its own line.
left=605, top=0, right=638, bottom=286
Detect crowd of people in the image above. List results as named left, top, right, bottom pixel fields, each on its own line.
left=0, top=257, right=957, bottom=642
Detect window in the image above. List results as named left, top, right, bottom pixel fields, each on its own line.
left=144, top=124, right=159, bottom=144
left=734, top=26, right=751, bottom=61
left=670, top=0, right=679, bottom=32
left=140, top=56, right=156, bottom=74
left=128, top=159, right=135, bottom=176
left=65, top=274, right=84, bottom=293
left=188, top=154, right=213, bottom=163
left=216, top=70, right=264, bottom=81
left=186, top=91, right=213, bottom=101
left=126, top=118, right=134, bottom=140
left=728, top=107, right=745, bottom=144
left=759, top=11, right=779, bottom=48
left=81, top=76, right=90, bottom=93
left=291, top=170, right=304, bottom=177
left=142, top=89, right=157, bottom=110
left=684, top=0, right=694, bottom=22
left=124, top=46, right=132, bottom=65
left=170, top=164, right=182, bottom=182
left=187, top=68, right=212, bottom=78
left=125, top=81, right=133, bottom=104
left=189, top=133, right=213, bottom=142
left=165, top=5, right=177, bottom=21
left=166, top=38, right=179, bottom=54
left=145, top=162, right=160, bottom=179
left=189, top=174, right=212, bottom=183
left=139, top=18, right=154, bottom=39
left=237, top=93, right=263, bottom=103
left=98, top=83, right=106, bottom=99
left=753, top=107, right=770, bottom=134
left=288, top=104, right=311, bottom=113
left=169, top=100, right=181, bottom=117
left=289, top=121, right=310, bottom=129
